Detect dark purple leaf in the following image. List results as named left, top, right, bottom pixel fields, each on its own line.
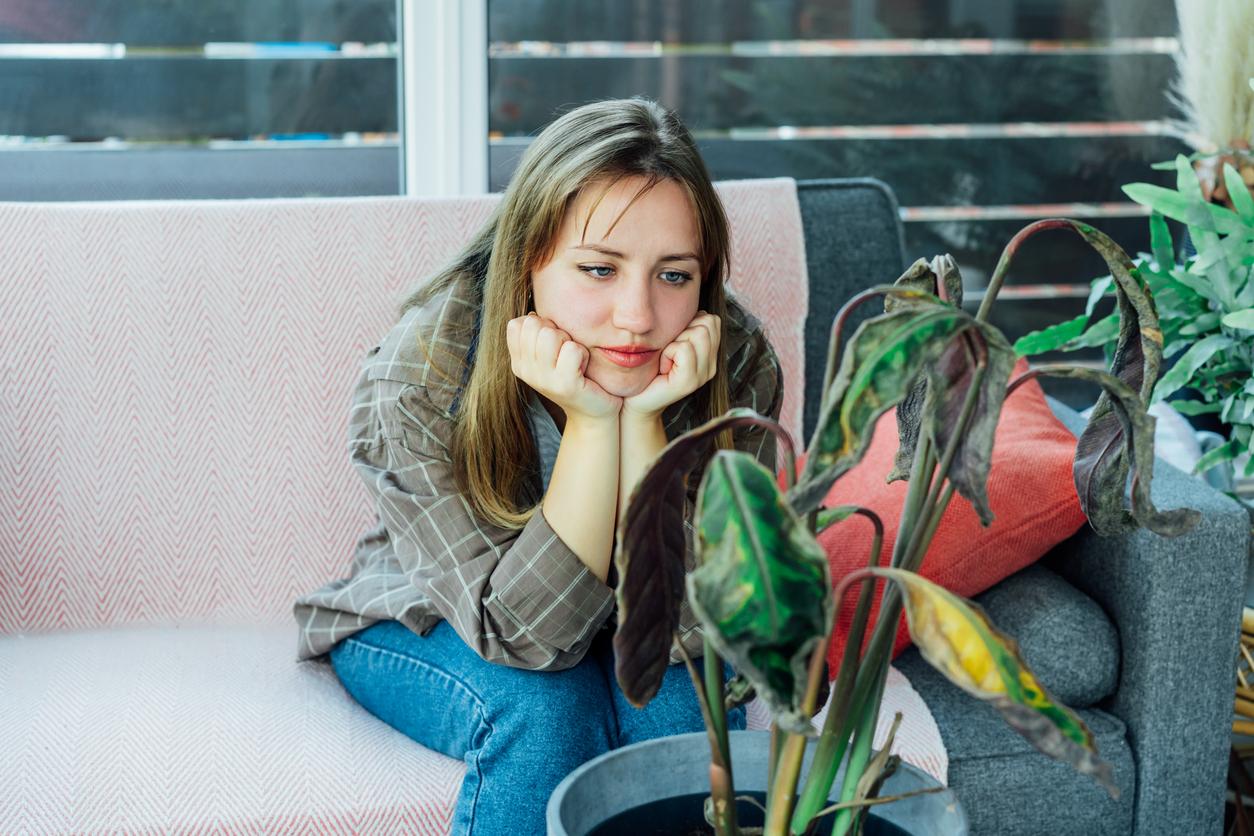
left=614, top=408, right=792, bottom=708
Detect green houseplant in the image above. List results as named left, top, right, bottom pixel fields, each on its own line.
left=1016, top=153, right=1254, bottom=489
left=605, top=221, right=1202, bottom=836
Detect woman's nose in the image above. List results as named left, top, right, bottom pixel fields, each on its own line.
left=612, top=276, right=655, bottom=334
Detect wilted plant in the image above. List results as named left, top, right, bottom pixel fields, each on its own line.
left=1017, top=154, right=1254, bottom=486
left=611, top=220, right=1202, bottom=836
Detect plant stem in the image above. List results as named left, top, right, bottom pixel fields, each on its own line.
left=828, top=653, right=891, bottom=836
left=706, top=642, right=731, bottom=768
left=768, top=723, right=784, bottom=788
left=706, top=639, right=739, bottom=835
left=896, top=356, right=986, bottom=571
left=889, top=384, right=939, bottom=569
left=890, top=439, right=935, bottom=569
left=788, top=515, right=883, bottom=835
left=678, top=638, right=739, bottom=836
left=763, top=633, right=832, bottom=835
left=976, top=219, right=1072, bottom=323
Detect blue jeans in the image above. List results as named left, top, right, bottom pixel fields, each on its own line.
left=330, top=619, right=745, bottom=836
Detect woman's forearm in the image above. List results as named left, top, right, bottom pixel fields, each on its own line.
left=542, top=415, right=621, bottom=583
left=619, top=413, right=669, bottom=521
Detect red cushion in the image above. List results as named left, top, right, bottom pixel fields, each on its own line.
left=801, top=357, right=1087, bottom=674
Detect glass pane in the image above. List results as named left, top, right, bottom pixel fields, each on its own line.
left=490, top=0, right=1176, bottom=43
left=489, top=53, right=1178, bottom=135
left=0, top=0, right=396, bottom=47
left=0, top=0, right=399, bottom=199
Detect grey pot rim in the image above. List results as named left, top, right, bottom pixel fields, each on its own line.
left=547, top=729, right=967, bottom=836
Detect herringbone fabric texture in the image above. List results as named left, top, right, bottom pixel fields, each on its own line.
left=0, top=180, right=805, bottom=634
left=0, top=626, right=465, bottom=835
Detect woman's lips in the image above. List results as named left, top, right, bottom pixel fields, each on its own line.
left=598, top=346, right=658, bottom=368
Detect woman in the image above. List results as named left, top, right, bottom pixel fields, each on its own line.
left=294, top=98, right=782, bottom=836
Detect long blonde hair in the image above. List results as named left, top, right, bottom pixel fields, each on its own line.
left=403, top=98, right=735, bottom=529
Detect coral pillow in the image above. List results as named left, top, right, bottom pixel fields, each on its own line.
left=807, top=358, right=1087, bottom=675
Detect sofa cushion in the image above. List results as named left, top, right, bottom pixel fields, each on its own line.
left=972, top=564, right=1120, bottom=708
left=893, top=646, right=1135, bottom=836
left=0, top=626, right=464, bottom=836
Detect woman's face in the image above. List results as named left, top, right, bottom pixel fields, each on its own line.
left=530, top=175, right=704, bottom=398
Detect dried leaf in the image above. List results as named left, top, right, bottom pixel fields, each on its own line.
left=886, top=256, right=966, bottom=483
left=792, top=300, right=977, bottom=514
left=919, top=327, right=1017, bottom=527
left=614, top=408, right=787, bottom=708
left=1011, top=366, right=1201, bottom=537
left=873, top=568, right=1120, bottom=799
left=688, top=451, right=832, bottom=735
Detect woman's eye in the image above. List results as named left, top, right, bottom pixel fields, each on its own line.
left=660, top=270, right=693, bottom=285
left=579, top=265, right=614, bottom=278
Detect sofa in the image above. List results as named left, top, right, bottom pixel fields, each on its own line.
left=0, top=178, right=1248, bottom=836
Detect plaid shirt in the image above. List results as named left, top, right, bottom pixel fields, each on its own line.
left=294, top=276, right=782, bottom=669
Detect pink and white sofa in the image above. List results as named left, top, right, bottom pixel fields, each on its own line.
left=0, top=181, right=947, bottom=835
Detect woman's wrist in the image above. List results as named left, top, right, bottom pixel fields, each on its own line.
left=563, top=410, right=621, bottom=438
left=619, top=402, right=665, bottom=429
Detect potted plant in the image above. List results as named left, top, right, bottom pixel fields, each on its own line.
left=1016, top=153, right=1254, bottom=497
left=548, top=220, right=1202, bottom=836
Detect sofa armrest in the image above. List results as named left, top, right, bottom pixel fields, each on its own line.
left=1045, top=397, right=1250, bottom=836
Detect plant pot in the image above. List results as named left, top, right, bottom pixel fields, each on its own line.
left=547, top=730, right=967, bottom=836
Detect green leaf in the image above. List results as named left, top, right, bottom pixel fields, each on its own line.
left=1225, top=163, right=1254, bottom=225
left=1151, top=334, right=1236, bottom=402
left=1123, top=180, right=1251, bottom=238
left=689, top=451, right=832, bottom=735
left=873, top=567, right=1119, bottom=799
left=1061, top=313, right=1119, bottom=350
left=1150, top=211, right=1175, bottom=272
left=1223, top=308, right=1254, bottom=330
left=614, top=408, right=788, bottom=708
left=1085, top=275, right=1115, bottom=316
left=1195, top=438, right=1240, bottom=474
left=1014, top=366, right=1201, bottom=537
left=815, top=504, right=859, bottom=534
left=1179, top=311, right=1221, bottom=335
left=1014, top=314, right=1089, bottom=356
left=1168, top=399, right=1222, bottom=416
left=884, top=255, right=1019, bottom=526
left=1162, top=339, right=1191, bottom=360
left=1169, top=266, right=1225, bottom=307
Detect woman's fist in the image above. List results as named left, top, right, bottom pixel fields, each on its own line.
left=507, top=313, right=622, bottom=422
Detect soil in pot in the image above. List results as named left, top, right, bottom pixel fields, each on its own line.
left=587, top=791, right=913, bottom=836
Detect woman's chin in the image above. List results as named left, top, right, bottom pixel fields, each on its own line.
left=588, top=366, right=656, bottom=399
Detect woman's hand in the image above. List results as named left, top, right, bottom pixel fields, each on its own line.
left=507, top=313, right=622, bottom=423
left=622, top=312, right=721, bottom=422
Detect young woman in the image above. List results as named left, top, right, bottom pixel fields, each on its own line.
left=294, top=98, right=782, bottom=836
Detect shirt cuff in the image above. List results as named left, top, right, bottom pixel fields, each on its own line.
left=490, top=509, right=616, bottom=654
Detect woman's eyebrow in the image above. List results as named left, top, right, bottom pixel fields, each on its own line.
left=568, top=244, right=700, bottom=263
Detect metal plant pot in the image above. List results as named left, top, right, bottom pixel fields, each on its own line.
left=547, top=730, right=967, bottom=836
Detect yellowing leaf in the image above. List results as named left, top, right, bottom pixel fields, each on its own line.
left=872, top=568, right=1120, bottom=799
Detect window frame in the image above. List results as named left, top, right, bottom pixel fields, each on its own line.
left=398, top=0, right=488, bottom=196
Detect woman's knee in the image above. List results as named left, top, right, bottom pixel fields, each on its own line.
left=331, top=620, right=616, bottom=761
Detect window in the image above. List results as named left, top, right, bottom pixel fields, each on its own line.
left=0, top=0, right=401, bottom=200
